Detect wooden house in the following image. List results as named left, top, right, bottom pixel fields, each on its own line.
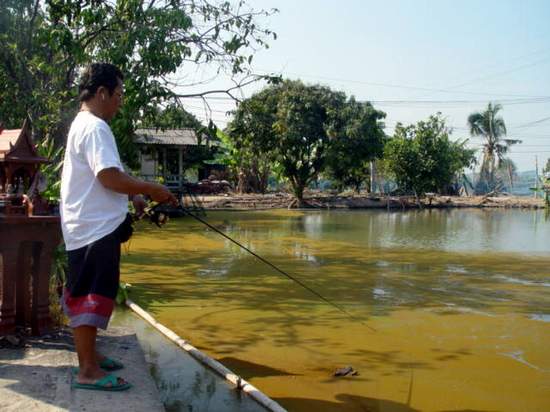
left=134, top=128, right=224, bottom=192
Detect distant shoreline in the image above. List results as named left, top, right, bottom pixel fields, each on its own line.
left=190, top=193, right=546, bottom=210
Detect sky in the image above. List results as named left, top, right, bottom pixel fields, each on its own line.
left=177, top=0, right=550, bottom=172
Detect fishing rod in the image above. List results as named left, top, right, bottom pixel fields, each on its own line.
left=142, top=200, right=376, bottom=332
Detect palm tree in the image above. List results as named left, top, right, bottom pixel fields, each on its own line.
left=467, top=103, right=521, bottom=193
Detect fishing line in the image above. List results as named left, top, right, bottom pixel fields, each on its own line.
left=176, top=202, right=377, bottom=332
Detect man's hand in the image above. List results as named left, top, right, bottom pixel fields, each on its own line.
left=131, top=194, right=148, bottom=218
left=146, top=183, right=178, bottom=206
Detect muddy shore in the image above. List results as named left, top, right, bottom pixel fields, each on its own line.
left=191, top=193, right=546, bottom=210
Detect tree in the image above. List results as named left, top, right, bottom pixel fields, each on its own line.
left=228, top=80, right=388, bottom=202
left=324, top=97, right=386, bottom=193
left=271, top=81, right=346, bottom=205
left=384, top=114, right=476, bottom=197
left=227, top=79, right=347, bottom=201
left=0, top=0, right=277, bottom=168
left=226, top=84, right=281, bottom=193
left=467, top=103, right=521, bottom=194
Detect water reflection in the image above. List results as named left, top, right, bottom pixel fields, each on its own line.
left=121, top=209, right=550, bottom=412
left=112, top=310, right=265, bottom=412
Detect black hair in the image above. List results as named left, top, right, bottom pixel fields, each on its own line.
left=78, top=63, right=124, bottom=102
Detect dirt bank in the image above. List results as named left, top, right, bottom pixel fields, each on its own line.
left=191, top=193, right=546, bottom=210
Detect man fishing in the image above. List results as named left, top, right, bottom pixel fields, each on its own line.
left=60, top=63, right=177, bottom=391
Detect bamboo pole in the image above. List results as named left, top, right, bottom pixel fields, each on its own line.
left=125, top=299, right=287, bottom=412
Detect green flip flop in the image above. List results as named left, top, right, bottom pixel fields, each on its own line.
left=99, top=357, right=124, bottom=371
left=71, top=357, right=124, bottom=375
left=72, top=374, right=131, bottom=391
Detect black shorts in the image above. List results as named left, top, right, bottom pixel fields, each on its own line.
left=62, top=215, right=132, bottom=329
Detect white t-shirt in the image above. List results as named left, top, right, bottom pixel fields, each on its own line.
left=60, top=111, right=128, bottom=250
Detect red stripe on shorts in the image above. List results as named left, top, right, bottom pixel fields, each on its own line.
left=63, top=288, right=115, bottom=318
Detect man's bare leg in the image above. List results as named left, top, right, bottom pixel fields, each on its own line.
left=73, top=325, right=128, bottom=386
left=73, top=325, right=106, bottom=383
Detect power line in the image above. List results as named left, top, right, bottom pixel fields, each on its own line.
left=182, top=93, right=550, bottom=107
left=513, top=115, right=550, bottom=129
left=254, top=66, right=550, bottom=99
left=184, top=96, right=237, bottom=101
left=470, top=145, right=550, bottom=148
left=383, top=119, right=549, bottom=138
left=369, top=97, right=550, bottom=106
left=433, top=56, right=550, bottom=92
left=422, top=47, right=550, bottom=93
left=469, top=136, right=549, bottom=140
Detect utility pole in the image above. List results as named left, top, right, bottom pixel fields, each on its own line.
left=534, top=156, right=539, bottom=199
left=370, top=161, right=375, bottom=194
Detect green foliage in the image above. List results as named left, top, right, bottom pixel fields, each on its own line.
left=0, top=0, right=277, bottom=169
left=0, top=1, right=77, bottom=140
left=116, top=282, right=132, bottom=305
left=272, top=81, right=347, bottom=202
left=36, top=137, right=64, bottom=201
left=51, top=243, right=67, bottom=286
left=228, top=81, right=388, bottom=200
left=226, top=86, right=280, bottom=193
left=210, top=128, right=242, bottom=188
left=229, top=80, right=348, bottom=199
left=324, top=97, right=386, bottom=192
left=384, top=114, right=477, bottom=196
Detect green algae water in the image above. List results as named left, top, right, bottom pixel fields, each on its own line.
left=121, top=209, right=550, bottom=412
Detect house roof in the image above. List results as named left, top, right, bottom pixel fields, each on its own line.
left=134, top=128, right=206, bottom=146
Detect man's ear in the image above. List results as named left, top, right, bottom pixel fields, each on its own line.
left=97, top=86, right=107, bottom=101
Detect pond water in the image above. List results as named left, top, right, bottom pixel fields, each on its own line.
left=121, top=209, right=550, bottom=412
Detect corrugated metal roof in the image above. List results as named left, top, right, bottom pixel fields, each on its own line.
left=134, top=128, right=202, bottom=146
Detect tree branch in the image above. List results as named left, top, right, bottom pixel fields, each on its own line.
left=173, top=75, right=263, bottom=102
left=26, top=0, right=40, bottom=50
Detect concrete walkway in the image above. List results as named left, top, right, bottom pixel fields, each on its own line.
left=0, top=327, right=164, bottom=412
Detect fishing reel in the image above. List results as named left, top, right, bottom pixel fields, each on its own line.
left=133, top=193, right=200, bottom=228
left=135, top=202, right=169, bottom=228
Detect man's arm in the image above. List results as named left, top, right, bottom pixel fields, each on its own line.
left=97, top=168, right=178, bottom=205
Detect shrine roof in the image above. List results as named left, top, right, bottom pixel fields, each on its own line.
left=0, top=123, right=48, bottom=163
left=0, top=129, right=23, bottom=155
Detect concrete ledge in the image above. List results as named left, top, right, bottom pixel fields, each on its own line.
left=0, top=327, right=164, bottom=412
